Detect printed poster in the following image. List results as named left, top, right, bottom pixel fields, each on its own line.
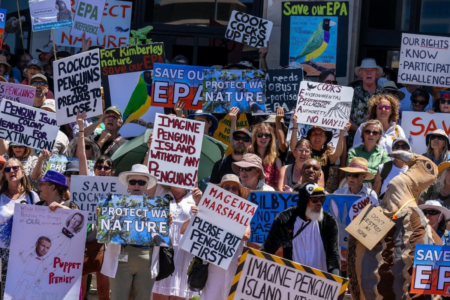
left=0, top=8, right=6, bottom=49
left=29, top=0, right=73, bottom=32
left=45, top=154, right=95, bottom=176
left=71, top=0, right=107, bottom=40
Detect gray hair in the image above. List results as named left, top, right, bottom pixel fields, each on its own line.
left=426, top=142, right=449, bottom=163
left=436, top=169, right=448, bottom=193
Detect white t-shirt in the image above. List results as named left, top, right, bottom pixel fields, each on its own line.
left=378, top=163, right=409, bottom=195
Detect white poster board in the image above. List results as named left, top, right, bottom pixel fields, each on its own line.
left=295, top=81, right=353, bottom=130
left=29, top=0, right=73, bottom=32
left=0, top=82, right=36, bottom=106
left=71, top=0, right=107, bottom=40
left=4, top=205, right=87, bottom=300
left=225, top=10, right=273, bottom=48
left=148, top=114, right=204, bottom=189
left=53, top=49, right=102, bottom=126
left=0, top=100, right=59, bottom=151
left=398, top=33, right=450, bottom=88
left=71, top=176, right=128, bottom=224
left=179, top=183, right=257, bottom=270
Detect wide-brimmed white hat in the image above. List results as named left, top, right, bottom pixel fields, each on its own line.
left=355, top=58, right=383, bottom=78
left=118, top=164, right=157, bottom=189
left=419, top=200, right=450, bottom=221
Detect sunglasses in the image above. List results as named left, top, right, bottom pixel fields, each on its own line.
left=422, top=209, right=440, bottom=216
left=346, top=172, right=361, bottom=178
left=95, top=165, right=112, bottom=171
left=431, top=135, right=446, bottom=141
left=239, top=167, right=255, bottom=172
left=412, top=99, right=427, bottom=106
left=128, top=179, right=147, bottom=186
left=257, top=133, right=271, bottom=139
left=12, top=145, right=25, bottom=149
left=324, top=80, right=338, bottom=85
left=85, top=145, right=92, bottom=151
left=4, top=166, right=20, bottom=173
left=310, top=196, right=326, bottom=204
left=223, top=185, right=239, bottom=193
left=440, top=99, right=450, bottom=105
left=234, top=135, right=251, bottom=143
left=31, top=81, right=47, bottom=86
left=364, top=130, right=380, bottom=136
left=393, top=143, right=410, bottom=150
left=377, top=105, right=391, bottom=111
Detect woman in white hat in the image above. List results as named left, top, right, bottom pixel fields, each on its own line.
left=419, top=200, right=450, bottom=245
left=422, top=129, right=450, bottom=165
left=419, top=162, right=450, bottom=208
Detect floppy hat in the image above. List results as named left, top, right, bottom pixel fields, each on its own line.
left=426, top=129, right=450, bottom=147
left=233, top=128, right=252, bottom=140
left=0, top=56, right=12, bottom=73
left=41, top=99, right=56, bottom=112
left=355, top=58, right=383, bottom=78
left=118, top=164, right=157, bottom=189
left=64, top=161, right=79, bottom=173
left=232, top=153, right=266, bottom=180
left=39, top=170, right=69, bottom=190
left=187, top=110, right=218, bottom=135
left=419, top=200, right=450, bottom=221
left=340, top=157, right=375, bottom=180
left=217, top=174, right=250, bottom=199
left=306, top=126, right=333, bottom=145
left=263, top=115, right=287, bottom=132
left=382, top=81, right=405, bottom=101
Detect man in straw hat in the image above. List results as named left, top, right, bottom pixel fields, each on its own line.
left=334, top=157, right=377, bottom=198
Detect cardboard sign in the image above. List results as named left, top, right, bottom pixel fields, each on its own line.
left=151, top=63, right=214, bottom=109
left=295, top=81, right=353, bottom=130
left=4, top=205, right=87, bottom=300
left=0, top=82, right=36, bottom=106
left=29, top=0, right=73, bottom=32
left=71, top=176, right=128, bottom=224
left=228, top=247, right=348, bottom=300
left=280, top=1, right=349, bottom=76
left=398, top=33, right=450, bottom=87
left=179, top=184, right=257, bottom=270
left=45, top=154, right=95, bottom=176
left=225, top=11, right=273, bottom=48
left=148, top=114, right=204, bottom=189
left=54, top=0, right=132, bottom=48
left=345, top=205, right=395, bottom=250
left=0, top=8, right=6, bottom=49
left=71, top=0, right=107, bottom=40
left=213, top=113, right=250, bottom=156
left=97, top=194, right=170, bottom=246
left=53, top=49, right=102, bottom=126
left=202, top=69, right=266, bottom=114
left=411, top=244, right=450, bottom=295
left=264, top=69, right=303, bottom=114
left=0, top=100, right=59, bottom=151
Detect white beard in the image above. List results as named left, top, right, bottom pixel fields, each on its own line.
left=306, top=206, right=324, bottom=222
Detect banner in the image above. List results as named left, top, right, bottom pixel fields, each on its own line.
left=4, top=205, right=87, bottom=300
left=45, top=154, right=95, bottom=176
left=295, top=81, right=352, bottom=130
left=264, top=69, right=303, bottom=114
left=180, top=184, right=257, bottom=270
left=0, top=82, right=36, bottom=106
left=148, top=114, right=204, bottom=189
left=71, top=175, right=128, bottom=223
left=29, top=0, right=73, bottom=32
left=0, top=8, right=5, bottom=49
left=280, top=1, right=349, bottom=77
left=97, top=194, right=170, bottom=246
left=54, top=0, right=132, bottom=48
left=398, top=33, right=450, bottom=88
left=202, top=69, right=266, bottom=114
left=71, top=0, right=107, bottom=41
left=225, top=11, right=273, bottom=48
left=228, top=247, right=348, bottom=300
left=53, top=49, right=102, bottom=126
left=151, top=63, right=214, bottom=110
left=213, top=113, right=250, bottom=156
left=0, top=100, right=58, bottom=151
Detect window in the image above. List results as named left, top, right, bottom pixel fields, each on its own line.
left=420, top=0, right=450, bottom=34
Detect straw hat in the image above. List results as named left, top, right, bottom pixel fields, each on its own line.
left=232, top=153, right=266, bottom=180
left=0, top=56, right=12, bottom=73
left=340, top=157, right=375, bottom=180
left=118, top=164, right=157, bottom=189
left=217, top=174, right=250, bottom=199
left=426, top=129, right=450, bottom=147
left=419, top=200, right=450, bottom=221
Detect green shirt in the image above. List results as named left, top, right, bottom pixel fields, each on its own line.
left=347, top=145, right=390, bottom=182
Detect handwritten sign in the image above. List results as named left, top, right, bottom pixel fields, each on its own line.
left=29, top=0, right=73, bottom=32
left=213, top=113, right=250, bottom=156
left=4, top=205, right=87, bottom=300
left=0, top=100, right=58, bottom=151
left=45, top=154, right=95, bottom=176
left=180, top=184, right=257, bottom=270
left=71, top=176, right=128, bottom=224
left=0, top=82, right=36, bottom=106
left=151, top=63, right=214, bottom=110
left=264, top=69, right=303, bottom=114
left=225, top=11, right=273, bottom=48
left=71, top=0, right=107, bottom=41
left=295, top=81, right=352, bottom=129
left=0, top=8, right=5, bottom=49
left=97, top=194, right=170, bottom=246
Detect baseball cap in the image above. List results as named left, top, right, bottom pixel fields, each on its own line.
left=104, top=106, right=123, bottom=118
left=233, top=128, right=251, bottom=140
left=27, top=59, right=43, bottom=71
left=392, top=137, right=410, bottom=150
left=31, top=74, right=48, bottom=83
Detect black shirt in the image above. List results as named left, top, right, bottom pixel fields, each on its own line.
left=209, top=155, right=237, bottom=184
left=311, top=148, right=332, bottom=183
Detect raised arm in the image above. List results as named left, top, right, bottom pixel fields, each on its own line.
left=275, top=107, right=287, bottom=153
left=229, top=107, right=239, bottom=142
left=328, top=122, right=350, bottom=164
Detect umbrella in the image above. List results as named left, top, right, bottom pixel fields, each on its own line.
left=199, top=135, right=228, bottom=182
left=111, top=129, right=152, bottom=176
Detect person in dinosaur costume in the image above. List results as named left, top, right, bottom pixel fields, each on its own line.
left=347, top=151, right=443, bottom=300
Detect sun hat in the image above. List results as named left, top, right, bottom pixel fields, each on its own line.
left=118, top=164, right=157, bottom=189
left=232, top=153, right=266, bottom=180
left=64, top=161, right=79, bottom=173
left=217, top=174, right=250, bottom=199
left=0, top=56, right=12, bottom=73
left=233, top=128, right=252, bottom=140
left=306, top=126, right=333, bottom=145
left=340, top=157, right=375, bottom=180
left=419, top=200, right=450, bottom=221
left=355, top=58, right=383, bottom=78
left=187, top=110, right=218, bottom=136
left=392, top=137, right=411, bottom=150
left=263, top=115, right=287, bottom=132
left=425, top=129, right=449, bottom=147
left=39, top=170, right=69, bottom=190
left=382, top=81, right=405, bottom=101
left=30, top=73, right=47, bottom=83
left=104, top=106, right=123, bottom=118
left=41, top=99, right=55, bottom=112
left=27, top=58, right=44, bottom=71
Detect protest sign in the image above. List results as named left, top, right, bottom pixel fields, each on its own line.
left=213, top=113, right=250, bottom=156
left=0, top=8, right=5, bottom=49
left=411, top=244, right=450, bottom=295
left=295, top=81, right=353, bottom=130
left=225, top=11, right=273, bottom=48
left=53, top=49, right=102, bottom=126
left=228, top=247, right=348, bottom=300
left=45, top=154, right=95, bottom=176
left=0, top=82, right=36, bottom=106
left=264, top=69, right=303, bottom=114
left=202, top=69, right=266, bottom=114
left=29, top=0, right=73, bottom=32
left=149, top=114, right=204, bottom=189
left=280, top=1, right=349, bottom=76
left=97, top=194, right=170, bottom=246
left=398, top=33, right=450, bottom=87
left=54, top=0, right=132, bottom=48
left=151, top=63, right=214, bottom=110
left=180, top=184, right=257, bottom=270
left=4, top=205, right=87, bottom=300
left=71, top=0, right=107, bottom=41
left=0, top=100, right=58, bottom=151
left=71, top=176, right=128, bottom=224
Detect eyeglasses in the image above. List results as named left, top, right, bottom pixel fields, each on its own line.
left=412, top=99, right=427, bottom=106
left=31, top=81, right=47, bottom=86
left=222, top=185, right=239, bottom=193
left=95, top=165, right=112, bottom=171
left=257, top=133, right=271, bottom=139
left=239, top=167, right=255, bottom=172
left=393, top=143, right=410, bottom=150
left=364, top=130, right=380, bottom=136
left=234, top=135, right=251, bottom=143
left=422, top=209, right=440, bottom=216
left=310, top=196, right=326, bottom=204
left=128, top=179, right=147, bottom=186
left=430, top=135, right=446, bottom=141
left=4, top=166, right=20, bottom=173
left=11, top=145, right=25, bottom=149
left=346, top=172, right=361, bottom=178
left=85, top=145, right=92, bottom=151
left=440, top=99, right=450, bottom=105
left=324, top=80, right=338, bottom=85
left=377, top=105, right=391, bottom=111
